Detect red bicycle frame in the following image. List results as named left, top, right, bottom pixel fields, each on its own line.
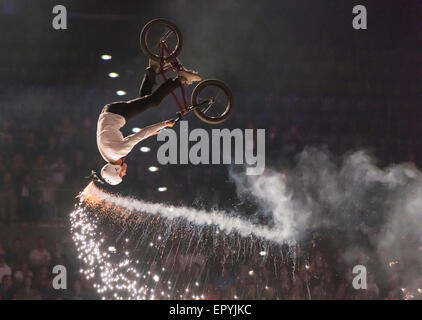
left=159, top=41, right=190, bottom=114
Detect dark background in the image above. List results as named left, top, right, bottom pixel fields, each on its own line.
left=0, top=0, right=421, bottom=300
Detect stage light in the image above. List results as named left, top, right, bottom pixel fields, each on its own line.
left=248, top=270, right=254, bottom=276
left=108, top=246, right=116, bottom=253
left=108, top=72, right=119, bottom=78
left=101, top=54, right=112, bottom=60
left=132, top=127, right=141, bottom=133
left=148, top=166, right=159, bottom=172
left=140, top=146, right=150, bottom=152
left=259, top=251, right=267, bottom=256
left=116, top=90, right=127, bottom=96
left=158, top=187, right=167, bottom=192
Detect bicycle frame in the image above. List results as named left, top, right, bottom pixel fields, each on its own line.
left=158, top=41, right=190, bottom=114
left=156, top=40, right=212, bottom=122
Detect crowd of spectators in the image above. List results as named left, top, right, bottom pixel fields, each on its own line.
left=127, top=222, right=422, bottom=300
left=0, top=235, right=95, bottom=300
left=199, top=241, right=422, bottom=300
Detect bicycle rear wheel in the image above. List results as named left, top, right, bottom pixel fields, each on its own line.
left=192, top=79, right=234, bottom=124
left=140, top=18, right=183, bottom=61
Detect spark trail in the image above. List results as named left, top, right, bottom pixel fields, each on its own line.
left=87, top=182, right=296, bottom=243
left=70, top=182, right=295, bottom=300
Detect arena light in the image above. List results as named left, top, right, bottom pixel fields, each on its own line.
left=101, top=54, right=112, bottom=60
left=108, top=246, right=116, bottom=253
left=108, top=72, right=119, bottom=78
left=140, top=146, right=151, bottom=152
left=148, top=166, right=159, bottom=172
left=157, top=186, right=167, bottom=192
left=132, top=127, right=141, bottom=133
left=116, top=90, right=127, bottom=96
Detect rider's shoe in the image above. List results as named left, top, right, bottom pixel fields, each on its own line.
left=149, top=58, right=173, bottom=73
left=178, top=67, right=202, bottom=85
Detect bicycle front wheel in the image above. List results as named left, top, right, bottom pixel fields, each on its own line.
left=140, top=18, right=183, bottom=61
left=192, top=79, right=234, bottom=125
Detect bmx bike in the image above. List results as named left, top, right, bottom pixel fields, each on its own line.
left=140, top=18, right=234, bottom=124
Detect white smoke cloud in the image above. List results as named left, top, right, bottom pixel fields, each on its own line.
left=230, top=147, right=422, bottom=288
left=229, top=167, right=310, bottom=240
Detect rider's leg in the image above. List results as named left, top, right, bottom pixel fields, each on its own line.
left=103, top=77, right=182, bottom=121
left=139, top=58, right=177, bottom=97
left=140, top=77, right=182, bottom=108
left=139, top=67, right=156, bottom=97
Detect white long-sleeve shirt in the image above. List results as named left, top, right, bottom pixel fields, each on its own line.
left=96, top=112, right=167, bottom=163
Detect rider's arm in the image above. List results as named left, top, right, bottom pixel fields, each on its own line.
left=121, top=120, right=171, bottom=149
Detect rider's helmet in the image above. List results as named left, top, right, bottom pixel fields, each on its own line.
left=101, top=163, right=122, bottom=185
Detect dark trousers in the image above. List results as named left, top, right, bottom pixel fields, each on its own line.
left=102, top=67, right=181, bottom=121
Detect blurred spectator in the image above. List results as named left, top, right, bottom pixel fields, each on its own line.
left=0, top=172, right=17, bottom=223
left=0, top=255, right=12, bottom=285
left=17, top=174, right=41, bottom=222
left=14, top=276, right=41, bottom=300
left=71, top=278, right=86, bottom=300
left=28, top=237, right=51, bottom=270
left=7, top=238, right=26, bottom=269
left=0, top=275, right=14, bottom=300
left=56, top=115, right=76, bottom=147
left=23, top=131, right=38, bottom=160
left=13, top=261, right=34, bottom=289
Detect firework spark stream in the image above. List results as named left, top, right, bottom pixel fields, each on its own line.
left=70, top=182, right=296, bottom=300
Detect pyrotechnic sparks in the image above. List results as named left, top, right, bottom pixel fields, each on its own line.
left=71, top=202, right=151, bottom=300
left=84, top=182, right=297, bottom=243
left=69, top=182, right=296, bottom=300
